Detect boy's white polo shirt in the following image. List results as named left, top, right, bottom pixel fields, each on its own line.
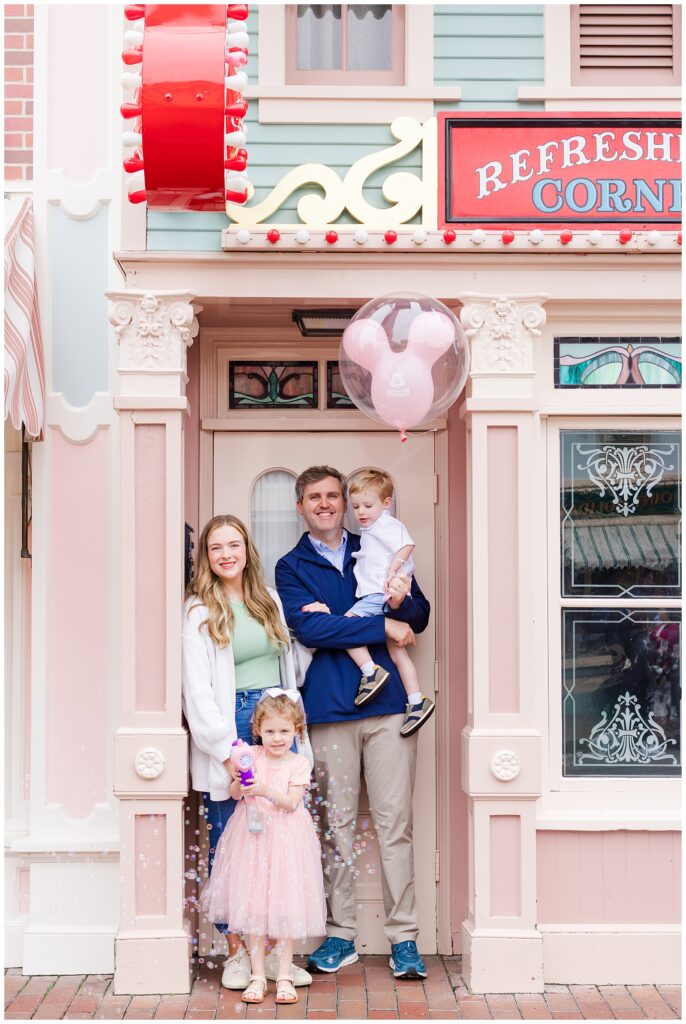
left=352, top=511, right=415, bottom=597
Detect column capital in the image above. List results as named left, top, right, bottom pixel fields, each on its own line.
left=107, top=290, right=201, bottom=399
left=457, top=292, right=548, bottom=376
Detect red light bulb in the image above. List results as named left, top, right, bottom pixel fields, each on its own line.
left=266, top=229, right=280, bottom=244
left=384, top=230, right=398, bottom=245
left=501, top=229, right=515, bottom=244
left=560, top=229, right=573, bottom=244
left=618, top=228, right=633, bottom=244
left=325, top=230, right=338, bottom=244
left=443, top=229, right=456, bottom=244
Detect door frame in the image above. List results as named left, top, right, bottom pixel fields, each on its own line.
left=196, top=323, right=455, bottom=953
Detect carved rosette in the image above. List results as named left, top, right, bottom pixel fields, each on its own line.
left=134, top=747, right=166, bottom=780
left=490, top=750, right=521, bottom=782
left=458, top=293, right=548, bottom=375
left=107, top=290, right=200, bottom=390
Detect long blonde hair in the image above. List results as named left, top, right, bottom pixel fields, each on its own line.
left=186, top=515, right=289, bottom=651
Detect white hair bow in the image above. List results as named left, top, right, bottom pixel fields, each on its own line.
left=259, top=687, right=302, bottom=704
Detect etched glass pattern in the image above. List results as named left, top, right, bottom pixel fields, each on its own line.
left=326, top=361, right=354, bottom=408
left=229, top=362, right=318, bottom=409
left=561, top=430, right=681, bottom=598
left=562, top=608, right=680, bottom=777
left=555, top=337, right=682, bottom=388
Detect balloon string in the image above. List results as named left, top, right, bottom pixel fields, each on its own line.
left=400, top=430, right=407, bottom=443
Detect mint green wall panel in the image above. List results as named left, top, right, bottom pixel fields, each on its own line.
left=434, top=4, right=544, bottom=111
left=147, top=5, right=544, bottom=251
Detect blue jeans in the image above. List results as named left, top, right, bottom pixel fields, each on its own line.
left=202, top=688, right=266, bottom=935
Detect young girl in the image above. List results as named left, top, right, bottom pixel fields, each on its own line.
left=200, top=690, right=326, bottom=1005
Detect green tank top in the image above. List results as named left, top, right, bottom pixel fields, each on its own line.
left=230, top=600, right=281, bottom=691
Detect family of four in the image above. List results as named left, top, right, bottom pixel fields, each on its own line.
left=182, top=465, right=433, bottom=1005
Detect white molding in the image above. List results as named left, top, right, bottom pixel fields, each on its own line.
left=255, top=4, right=448, bottom=123
left=45, top=393, right=115, bottom=442
left=519, top=86, right=682, bottom=101
left=46, top=169, right=115, bottom=221
left=540, top=926, right=682, bottom=985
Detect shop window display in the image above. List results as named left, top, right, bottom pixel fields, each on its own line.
left=560, top=428, right=681, bottom=777
left=561, top=430, right=681, bottom=598
left=562, top=608, right=680, bottom=777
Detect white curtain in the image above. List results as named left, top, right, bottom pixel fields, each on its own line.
left=296, top=5, right=342, bottom=70
left=296, top=5, right=392, bottom=71
left=251, top=471, right=304, bottom=586
left=347, top=5, right=392, bottom=71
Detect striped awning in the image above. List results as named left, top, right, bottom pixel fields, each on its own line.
left=564, top=516, right=680, bottom=571
left=4, top=195, right=45, bottom=438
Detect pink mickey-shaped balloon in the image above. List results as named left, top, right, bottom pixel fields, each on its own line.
left=341, top=318, right=388, bottom=372
left=339, top=293, right=470, bottom=436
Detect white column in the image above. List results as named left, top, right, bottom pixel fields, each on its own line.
left=458, top=293, right=548, bottom=994
left=107, top=290, right=199, bottom=995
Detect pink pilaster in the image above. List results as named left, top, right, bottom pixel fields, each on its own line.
left=108, top=289, right=200, bottom=995
left=458, top=292, right=548, bottom=993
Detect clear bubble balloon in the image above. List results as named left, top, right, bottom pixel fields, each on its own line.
left=339, top=293, right=469, bottom=437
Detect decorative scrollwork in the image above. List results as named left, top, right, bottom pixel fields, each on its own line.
left=107, top=290, right=200, bottom=384
left=575, top=444, right=676, bottom=517
left=578, top=691, right=678, bottom=766
left=226, top=117, right=428, bottom=229
left=458, top=293, right=548, bottom=374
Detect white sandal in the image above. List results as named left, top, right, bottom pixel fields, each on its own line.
left=241, top=974, right=267, bottom=1004
left=275, top=975, right=298, bottom=1004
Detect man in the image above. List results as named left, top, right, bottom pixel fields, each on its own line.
left=275, top=466, right=430, bottom=979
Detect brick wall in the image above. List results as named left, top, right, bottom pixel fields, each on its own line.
left=5, top=4, right=34, bottom=183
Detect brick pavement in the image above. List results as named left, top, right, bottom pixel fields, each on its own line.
left=4, top=959, right=680, bottom=1020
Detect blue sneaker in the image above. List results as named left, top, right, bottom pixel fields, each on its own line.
left=389, top=940, right=428, bottom=979
left=307, top=936, right=358, bottom=973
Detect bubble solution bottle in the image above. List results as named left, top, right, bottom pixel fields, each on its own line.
left=230, top=739, right=263, bottom=833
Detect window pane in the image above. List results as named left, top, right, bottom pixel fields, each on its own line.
left=562, top=608, right=681, bottom=777
left=561, top=430, right=681, bottom=598
left=555, top=337, right=682, bottom=388
left=347, top=5, right=393, bottom=70
left=251, top=471, right=304, bottom=586
left=296, top=5, right=342, bottom=70
left=229, top=362, right=318, bottom=409
left=326, top=361, right=354, bottom=408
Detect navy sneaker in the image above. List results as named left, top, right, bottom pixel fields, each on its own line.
left=307, top=936, right=358, bottom=973
left=389, top=940, right=428, bottom=979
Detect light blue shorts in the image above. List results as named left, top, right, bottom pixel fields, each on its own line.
left=347, top=592, right=387, bottom=617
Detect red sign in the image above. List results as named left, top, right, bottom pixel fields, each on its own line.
left=438, top=112, right=682, bottom=230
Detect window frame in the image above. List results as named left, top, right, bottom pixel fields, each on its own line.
left=285, top=4, right=406, bottom=86
left=517, top=5, right=681, bottom=106
left=543, top=415, right=681, bottom=818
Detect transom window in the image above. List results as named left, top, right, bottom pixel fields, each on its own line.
left=286, top=5, right=405, bottom=84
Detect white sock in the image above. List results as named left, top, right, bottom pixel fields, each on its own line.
left=407, top=691, right=423, bottom=706
left=361, top=660, right=376, bottom=678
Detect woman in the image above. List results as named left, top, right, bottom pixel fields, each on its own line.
left=182, top=514, right=312, bottom=991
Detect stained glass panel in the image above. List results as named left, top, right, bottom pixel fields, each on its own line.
left=229, top=362, right=317, bottom=409
left=326, top=361, right=355, bottom=408
left=561, top=430, right=681, bottom=598
left=562, top=608, right=681, bottom=777
left=555, top=337, right=682, bottom=388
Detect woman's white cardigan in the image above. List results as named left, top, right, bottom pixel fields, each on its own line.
left=182, top=587, right=310, bottom=801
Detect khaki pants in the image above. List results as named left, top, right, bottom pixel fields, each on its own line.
left=310, top=715, right=418, bottom=945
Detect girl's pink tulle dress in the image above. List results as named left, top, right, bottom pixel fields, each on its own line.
left=200, top=748, right=326, bottom=940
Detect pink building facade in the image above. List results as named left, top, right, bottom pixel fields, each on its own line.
left=4, top=3, right=681, bottom=996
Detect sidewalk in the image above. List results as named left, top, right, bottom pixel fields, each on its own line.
left=4, top=958, right=681, bottom=1020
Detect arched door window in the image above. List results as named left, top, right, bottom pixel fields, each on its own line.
left=251, top=470, right=303, bottom=586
